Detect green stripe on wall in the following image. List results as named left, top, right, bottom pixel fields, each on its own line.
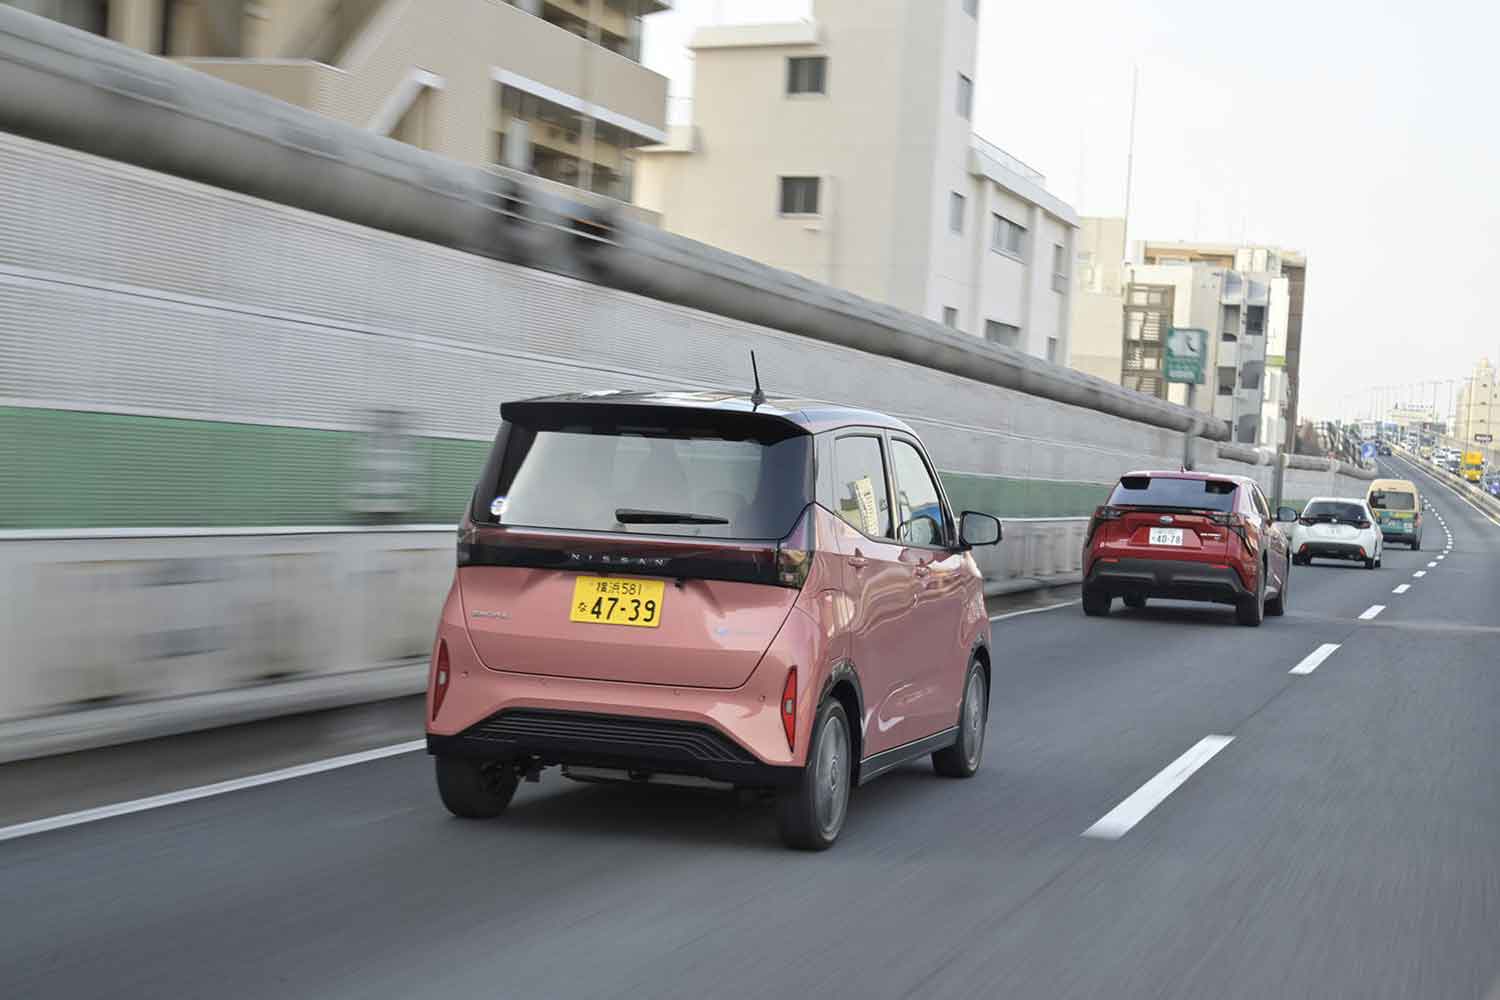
left=2, top=407, right=1119, bottom=530
left=0, top=407, right=489, bottom=529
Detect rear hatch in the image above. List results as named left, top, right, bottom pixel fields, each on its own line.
left=1096, top=475, right=1239, bottom=559
left=1299, top=501, right=1370, bottom=543
left=1368, top=488, right=1417, bottom=532
left=457, top=397, right=814, bottom=690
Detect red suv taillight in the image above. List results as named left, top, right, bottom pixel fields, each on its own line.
left=1086, top=505, right=1122, bottom=544
left=431, top=639, right=451, bottom=721
left=780, top=668, right=797, bottom=752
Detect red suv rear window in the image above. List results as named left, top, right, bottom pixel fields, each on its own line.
left=1108, top=475, right=1237, bottom=512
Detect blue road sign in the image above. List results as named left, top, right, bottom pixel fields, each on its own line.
left=1361, top=442, right=1377, bottom=461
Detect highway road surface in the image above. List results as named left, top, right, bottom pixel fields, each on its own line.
left=2, top=456, right=1498, bottom=999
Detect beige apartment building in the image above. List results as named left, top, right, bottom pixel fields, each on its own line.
left=633, top=0, right=1079, bottom=363
left=1069, top=216, right=1127, bottom=382
left=5, top=0, right=670, bottom=206
left=1456, top=358, right=1497, bottom=446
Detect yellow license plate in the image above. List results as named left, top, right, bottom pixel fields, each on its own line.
left=569, top=576, right=665, bottom=628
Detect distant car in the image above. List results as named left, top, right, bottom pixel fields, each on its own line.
left=1485, top=475, right=1500, bottom=498
left=1082, top=471, right=1295, bottom=627
left=1377, top=443, right=1392, bottom=456
left=1291, top=498, right=1383, bottom=569
left=1366, top=478, right=1424, bottom=549
left=426, top=391, right=1003, bottom=850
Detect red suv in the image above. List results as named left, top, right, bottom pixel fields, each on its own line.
left=426, top=392, right=1002, bottom=849
left=1082, top=471, right=1296, bottom=626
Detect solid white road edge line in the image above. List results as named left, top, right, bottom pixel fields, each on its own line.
left=0, top=739, right=428, bottom=844
left=1290, top=643, right=1341, bottom=676
left=1082, top=735, right=1235, bottom=840
left=990, top=600, right=1081, bottom=622
left=1392, top=584, right=1411, bottom=594
left=1359, top=605, right=1386, bottom=620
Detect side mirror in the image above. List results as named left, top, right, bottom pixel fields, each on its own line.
left=959, top=511, right=1002, bottom=548
left=1276, top=506, right=1299, bottom=523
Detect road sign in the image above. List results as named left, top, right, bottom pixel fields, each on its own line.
left=1164, top=327, right=1207, bottom=385
left=1361, top=442, right=1377, bottom=461
left=1475, top=433, right=1493, bottom=444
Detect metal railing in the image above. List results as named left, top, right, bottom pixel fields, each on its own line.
left=971, top=135, right=1045, bottom=185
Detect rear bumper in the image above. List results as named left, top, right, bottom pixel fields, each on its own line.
left=1085, top=557, right=1250, bottom=605
left=1297, top=541, right=1369, bottom=560
left=428, top=708, right=799, bottom=787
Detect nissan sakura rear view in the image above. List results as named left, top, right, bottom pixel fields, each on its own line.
left=425, top=392, right=1000, bottom=849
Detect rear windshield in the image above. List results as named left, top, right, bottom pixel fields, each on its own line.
left=1107, top=475, right=1237, bottom=512
left=1368, top=490, right=1415, bottom=511
left=1302, top=501, right=1368, bottom=523
left=474, top=416, right=813, bottom=540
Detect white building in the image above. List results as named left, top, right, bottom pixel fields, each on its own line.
left=633, top=0, right=1079, bottom=363
left=1125, top=257, right=1291, bottom=446
left=1069, top=216, right=1128, bottom=382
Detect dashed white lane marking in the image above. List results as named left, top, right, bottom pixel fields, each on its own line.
left=1414, top=570, right=1427, bottom=578
left=989, top=599, right=1080, bottom=622
left=1290, top=643, right=1341, bottom=676
left=1392, top=584, right=1411, bottom=595
left=0, top=739, right=428, bottom=844
left=1359, top=605, right=1386, bottom=620
left=1428, top=561, right=1439, bottom=567
left=1082, top=735, right=1235, bottom=840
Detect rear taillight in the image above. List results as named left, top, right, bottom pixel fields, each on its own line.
left=1087, top=505, right=1122, bottom=543
left=431, top=639, right=451, bottom=721
left=1357, top=520, right=1371, bottom=529
left=780, top=668, right=797, bottom=752
left=1210, top=511, right=1243, bottom=526
left=775, top=506, right=817, bottom=588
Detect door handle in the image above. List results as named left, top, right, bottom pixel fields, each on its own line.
left=914, top=564, right=931, bottom=578
left=848, top=553, right=868, bottom=570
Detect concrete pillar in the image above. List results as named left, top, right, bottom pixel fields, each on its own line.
left=109, top=0, right=164, bottom=52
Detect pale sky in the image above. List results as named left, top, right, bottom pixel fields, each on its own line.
left=643, top=1, right=1500, bottom=423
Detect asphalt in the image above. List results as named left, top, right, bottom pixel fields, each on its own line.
left=2, top=461, right=1498, bottom=999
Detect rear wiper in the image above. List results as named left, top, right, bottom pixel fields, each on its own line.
left=614, top=508, right=730, bottom=525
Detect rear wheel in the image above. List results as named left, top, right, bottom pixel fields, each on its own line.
left=1364, top=555, right=1376, bottom=569
left=435, top=756, right=519, bottom=819
left=933, top=660, right=987, bottom=778
left=777, top=700, right=852, bottom=851
left=1082, top=588, right=1112, bottom=617
left=1235, top=565, right=1265, bottom=627
left=1412, top=537, right=1421, bottom=551
left=1266, top=560, right=1288, bottom=617
left=1122, top=594, right=1147, bottom=610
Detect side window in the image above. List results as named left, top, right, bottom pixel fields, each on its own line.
left=1251, top=486, right=1271, bottom=520
left=890, top=439, right=948, bottom=546
left=833, top=436, right=892, bottom=538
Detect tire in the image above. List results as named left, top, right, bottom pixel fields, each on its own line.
left=1412, top=538, right=1421, bottom=551
left=1265, top=560, right=1288, bottom=617
left=1364, top=556, right=1376, bottom=570
left=1292, top=554, right=1307, bottom=567
left=1082, top=588, right=1112, bottom=617
left=1235, top=564, right=1265, bottom=627
left=1122, top=594, right=1147, bottom=610
left=435, top=756, right=519, bottom=819
left=933, top=660, right=987, bottom=778
left=777, top=700, right=853, bottom=851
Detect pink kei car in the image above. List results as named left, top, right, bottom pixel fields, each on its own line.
left=425, top=391, right=1001, bottom=849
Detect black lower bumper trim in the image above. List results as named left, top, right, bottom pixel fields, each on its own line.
left=428, top=708, right=798, bottom=788
left=1086, top=557, right=1250, bottom=605
left=1299, top=543, right=1368, bottom=560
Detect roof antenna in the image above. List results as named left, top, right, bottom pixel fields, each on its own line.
left=749, top=351, right=766, bottom=409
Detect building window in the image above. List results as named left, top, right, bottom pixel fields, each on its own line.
left=779, top=176, right=821, bottom=215
left=985, top=320, right=1021, bottom=348
left=942, top=306, right=959, bottom=328
left=949, top=192, right=965, bottom=234
left=786, top=56, right=828, bottom=95
left=1052, top=243, right=1067, bottom=277
left=991, top=214, right=1026, bottom=257
left=1217, top=367, right=1236, bottom=396
left=1046, top=337, right=1059, bottom=364
left=963, top=0, right=980, bottom=17
left=956, top=74, right=973, bottom=119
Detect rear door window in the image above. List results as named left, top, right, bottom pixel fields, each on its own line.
left=833, top=435, right=892, bottom=538
left=485, top=421, right=813, bottom=540
left=1108, top=476, right=1237, bottom=512
left=1368, top=490, right=1415, bottom=511
left=1302, top=501, right=1369, bottom=523
left=890, top=438, right=949, bottom=546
